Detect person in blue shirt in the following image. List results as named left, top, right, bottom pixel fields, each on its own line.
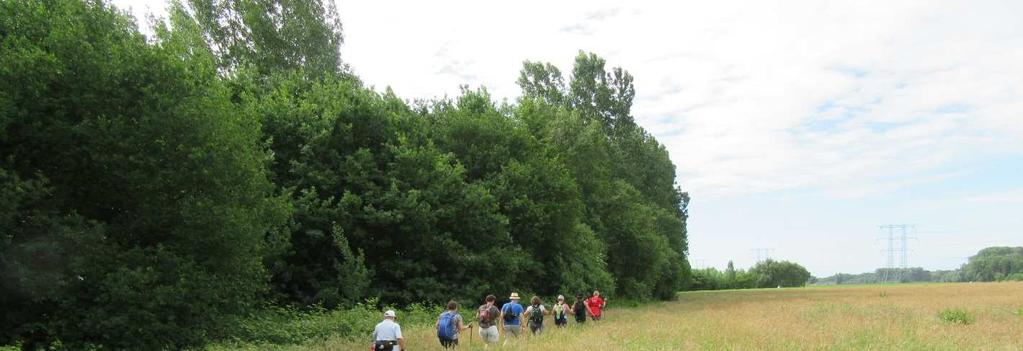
left=499, top=292, right=524, bottom=345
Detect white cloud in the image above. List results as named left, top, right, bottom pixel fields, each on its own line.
left=335, top=0, right=1023, bottom=200
left=111, top=0, right=1023, bottom=201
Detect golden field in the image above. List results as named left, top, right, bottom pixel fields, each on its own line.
left=240, top=282, right=1023, bottom=350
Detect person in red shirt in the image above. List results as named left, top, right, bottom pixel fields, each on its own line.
left=584, top=290, right=606, bottom=321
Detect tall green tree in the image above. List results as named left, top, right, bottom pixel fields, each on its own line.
left=751, top=260, right=812, bottom=288
left=0, top=0, right=287, bottom=348
left=961, top=247, right=1023, bottom=282
left=184, top=0, right=345, bottom=77
left=517, top=53, right=690, bottom=300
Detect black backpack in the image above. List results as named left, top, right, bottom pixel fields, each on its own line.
left=529, top=304, right=544, bottom=325
left=573, top=301, right=586, bottom=319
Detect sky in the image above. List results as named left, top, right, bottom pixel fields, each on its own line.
left=112, top=0, right=1023, bottom=276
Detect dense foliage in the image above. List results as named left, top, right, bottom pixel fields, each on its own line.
left=689, top=260, right=811, bottom=290
left=0, top=1, right=289, bottom=348
left=961, top=247, right=1023, bottom=282
left=0, top=0, right=690, bottom=348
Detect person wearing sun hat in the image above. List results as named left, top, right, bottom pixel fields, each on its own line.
left=371, top=310, right=405, bottom=351
left=499, top=292, right=525, bottom=344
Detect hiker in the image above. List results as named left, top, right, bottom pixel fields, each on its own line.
left=437, top=300, right=469, bottom=349
left=476, top=295, right=501, bottom=348
left=371, top=310, right=405, bottom=351
left=524, top=295, right=547, bottom=335
left=500, top=292, right=525, bottom=344
left=551, top=294, right=570, bottom=328
left=572, top=293, right=587, bottom=324
left=585, top=290, right=606, bottom=321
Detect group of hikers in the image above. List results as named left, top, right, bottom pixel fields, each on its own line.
left=371, top=290, right=607, bottom=350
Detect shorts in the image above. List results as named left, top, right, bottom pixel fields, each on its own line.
left=439, top=336, right=458, bottom=348
left=529, top=323, right=543, bottom=335
left=591, top=314, right=602, bottom=321
left=575, top=315, right=586, bottom=323
left=555, top=317, right=568, bottom=327
left=503, top=324, right=521, bottom=337
left=479, top=325, right=499, bottom=343
left=373, top=340, right=397, bottom=351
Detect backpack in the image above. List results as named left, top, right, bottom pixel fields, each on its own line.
left=502, top=304, right=519, bottom=323
left=529, top=304, right=544, bottom=325
left=553, top=303, right=566, bottom=320
left=573, top=301, right=586, bottom=318
left=477, top=305, right=492, bottom=323
left=437, top=311, right=457, bottom=339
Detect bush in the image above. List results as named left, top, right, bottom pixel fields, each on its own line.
left=938, top=308, right=974, bottom=325
left=223, top=301, right=442, bottom=346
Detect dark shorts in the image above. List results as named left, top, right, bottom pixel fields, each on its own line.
left=374, top=340, right=397, bottom=351
left=529, top=323, right=543, bottom=334
left=591, top=315, right=602, bottom=321
left=439, top=337, right=458, bottom=348
left=555, top=317, right=568, bottom=327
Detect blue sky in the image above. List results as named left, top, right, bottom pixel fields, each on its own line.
left=113, top=0, right=1023, bottom=276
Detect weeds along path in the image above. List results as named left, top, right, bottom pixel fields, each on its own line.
left=234, top=282, right=1023, bottom=350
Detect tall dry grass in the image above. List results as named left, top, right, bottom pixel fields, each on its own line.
left=222, top=282, right=1023, bottom=350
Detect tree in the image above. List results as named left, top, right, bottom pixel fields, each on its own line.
left=750, top=260, right=812, bottom=288
left=961, top=247, right=1023, bottom=282
left=0, top=1, right=287, bottom=348
left=183, top=0, right=346, bottom=77
left=725, top=261, right=737, bottom=288
left=516, top=53, right=690, bottom=300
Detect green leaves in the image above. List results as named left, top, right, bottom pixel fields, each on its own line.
left=2, top=2, right=693, bottom=348
left=0, top=0, right=286, bottom=348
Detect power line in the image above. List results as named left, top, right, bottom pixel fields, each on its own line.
left=878, top=224, right=916, bottom=283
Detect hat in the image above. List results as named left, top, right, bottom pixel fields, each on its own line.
left=557, top=295, right=565, bottom=300
left=509, top=292, right=520, bottom=300
left=384, top=310, right=397, bottom=318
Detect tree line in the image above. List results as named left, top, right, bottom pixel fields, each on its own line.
left=815, top=246, right=1023, bottom=285
left=0, top=0, right=690, bottom=349
left=688, top=260, right=812, bottom=290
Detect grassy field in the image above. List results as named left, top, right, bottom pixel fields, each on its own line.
left=221, top=282, right=1023, bottom=350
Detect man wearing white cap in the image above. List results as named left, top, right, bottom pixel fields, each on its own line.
left=371, top=310, right=405, bottom=351
left=499, top=292, right=524, bottom=345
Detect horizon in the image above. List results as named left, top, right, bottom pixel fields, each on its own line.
left=112, top=0, right=1023, bottom=277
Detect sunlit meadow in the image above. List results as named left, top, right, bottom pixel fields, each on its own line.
left=217, top=282, right=1023, bottom=350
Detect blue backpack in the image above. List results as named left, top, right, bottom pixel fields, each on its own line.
left=437, top=311, right=457, bottom=339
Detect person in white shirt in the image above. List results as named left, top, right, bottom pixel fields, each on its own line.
left=523, top=295, right=548, bottom=335
left=371, top=310, right=405, bottom=351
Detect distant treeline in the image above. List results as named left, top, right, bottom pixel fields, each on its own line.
left=816, top=246, right=1023, bottom=285
left=689, top=259, right=812, bottom=290
left=0, top=0, right=690, bottom=349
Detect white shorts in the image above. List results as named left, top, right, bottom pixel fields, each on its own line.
left=479, top=325, right=499, bottom=343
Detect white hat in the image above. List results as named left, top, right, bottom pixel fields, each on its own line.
left=557, top=295, right=565, bottom=300
left=384, top=310, right=397, bottom=318
left=509, top=292, right=520, bottom=300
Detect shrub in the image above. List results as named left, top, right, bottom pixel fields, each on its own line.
left=227, top=301, right=442, bottom=346
left=938, top=308, right=974, bottom=325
